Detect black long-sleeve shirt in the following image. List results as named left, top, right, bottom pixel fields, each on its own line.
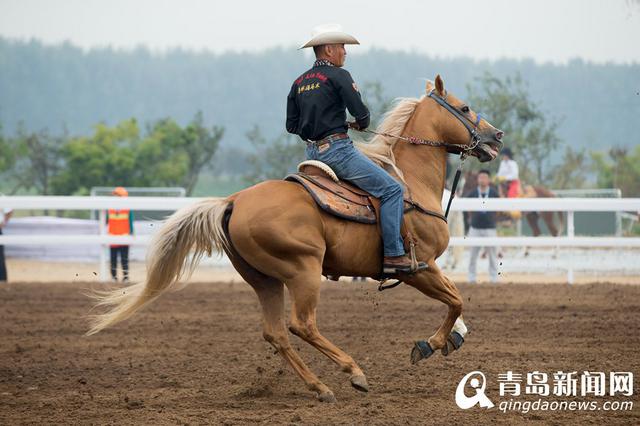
left=286, top=60, right=370, bottom=141
left=463, top=186, right=499, bottom=229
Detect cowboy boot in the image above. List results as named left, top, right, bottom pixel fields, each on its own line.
left=383, top=254, right=428, bottom=275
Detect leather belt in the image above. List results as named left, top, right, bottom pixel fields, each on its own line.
left=306, top=132, right=349, bottom=147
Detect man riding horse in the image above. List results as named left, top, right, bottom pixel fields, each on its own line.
left=87, top=25, right=505, bottom=403
left=286, top=24, right=427, bottom=276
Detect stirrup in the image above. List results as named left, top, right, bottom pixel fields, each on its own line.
left=377, top=277, right=404, bottom=291
left=377, top=262, right=428, bottom=291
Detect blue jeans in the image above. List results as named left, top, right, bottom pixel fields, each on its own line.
left=306, top=137, right=405, bottom=257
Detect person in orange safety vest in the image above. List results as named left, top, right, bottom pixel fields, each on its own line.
left=108, top=187, right=134, bottom=282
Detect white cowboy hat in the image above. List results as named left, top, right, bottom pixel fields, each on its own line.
left=299, top=24, right=360, bottom=49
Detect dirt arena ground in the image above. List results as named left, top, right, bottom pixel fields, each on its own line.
left=1, top=280, right=638, bottom=425
left=6, top=259, right=640, bottom=284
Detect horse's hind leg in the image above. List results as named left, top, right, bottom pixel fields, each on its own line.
left=228, top=256, right=336, bottom=402
left=253, top=280, right=338, bottom=402
left=285, top=269, right=369, bottom=393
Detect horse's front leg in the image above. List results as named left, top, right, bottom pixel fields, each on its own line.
left=404, top=265, right=467, bottom=363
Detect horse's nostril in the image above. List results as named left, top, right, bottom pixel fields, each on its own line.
left=496, top=131, right=504, bottom=141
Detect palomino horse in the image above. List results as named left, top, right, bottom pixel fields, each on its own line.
left=87, top=75, right=504, bottom=403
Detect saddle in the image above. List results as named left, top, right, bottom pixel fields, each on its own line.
left=285, top=160, right=448, bottom=226
left=285, top=160, right=443, bottom=282
left=285, top=160, right=378, bottom=224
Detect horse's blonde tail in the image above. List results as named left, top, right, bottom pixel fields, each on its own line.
left=86, top=197, right=231, bottom=336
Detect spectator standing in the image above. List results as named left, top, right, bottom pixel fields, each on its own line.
left=464, top=170, right=499, bottom=284
left=108, top=187, right=134, bottom=282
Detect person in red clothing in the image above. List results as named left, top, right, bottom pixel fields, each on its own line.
left=108, top=187, right=134, bottom=282
left=496, top=148, right=520, bottom=198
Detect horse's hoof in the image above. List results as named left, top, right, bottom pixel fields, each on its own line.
left=441, top=331, right=465, bottom=356
left=350, top=374, right=369, bottom=393
left=317, top=391, right=337, bottom=403
left=410, top=340, right=434, bottom=364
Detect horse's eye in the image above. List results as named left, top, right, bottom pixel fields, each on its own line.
left=461, top=105, right=470, bottom=113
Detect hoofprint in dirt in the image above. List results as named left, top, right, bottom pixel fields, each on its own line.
left=1, top=281, right=638, bottom=425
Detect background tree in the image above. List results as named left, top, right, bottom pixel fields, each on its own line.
left=53, top=119, right=140, bottom=195
left=591, top=146, right=640, bottom=197
left=242, top=125, right=304, bottom=185
left=134, top=118, right=190, bottom=189
left=0, top=124, right=18, bottom=191
left=54, top=113, right=223, bottom=195
left=549, top=146, right=589, bottom=189
left=3, top=38, right=637, bottom=156
left=360, top=81, right=394, bottom=130
left=4, top=125, right=66, bottom=197
left=467, top=72, right=562, bottom=184
left=179, top=112, right=224, bottom=195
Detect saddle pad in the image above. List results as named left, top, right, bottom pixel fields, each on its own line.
left=285, top=173, right=377, bottom=224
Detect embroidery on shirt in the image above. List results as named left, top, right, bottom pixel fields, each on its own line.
left=294, top=70, right=328, bottom=89
left=298, top=82, right=321, bottom=94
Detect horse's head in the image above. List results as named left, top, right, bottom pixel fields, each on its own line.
left=425, top=75, right=503, bottom=162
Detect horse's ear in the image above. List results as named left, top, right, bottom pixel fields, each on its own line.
left=435, top=75, right=445, bottom=96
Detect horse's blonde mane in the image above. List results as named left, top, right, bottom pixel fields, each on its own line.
left=354, top=96, right=423, bottom=182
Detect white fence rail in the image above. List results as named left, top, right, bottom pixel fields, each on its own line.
left=1, top=196, right=639, bottom=283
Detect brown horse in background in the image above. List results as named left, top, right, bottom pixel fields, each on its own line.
left=86, top=76, right=504, bottom=403
left=462, top=171, right=564, bottom=238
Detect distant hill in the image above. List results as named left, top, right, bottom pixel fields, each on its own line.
left=1, top=38, right=638, bottom=154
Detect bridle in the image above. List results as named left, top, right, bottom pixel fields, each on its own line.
left=425, top=89, right=483, bottom=154
left=356, top=89, right=496, bottom=291
left=355, top=89, right=487, bottom=219
left=356, top=89, right=493, bottom=292
left=357, top=88, right=483, bottom=156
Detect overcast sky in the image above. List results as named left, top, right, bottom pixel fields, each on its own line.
left=1, top=0, right=639, bottom=64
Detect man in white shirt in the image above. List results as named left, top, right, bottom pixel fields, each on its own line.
left=496, top=148, right=520, bottom=198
